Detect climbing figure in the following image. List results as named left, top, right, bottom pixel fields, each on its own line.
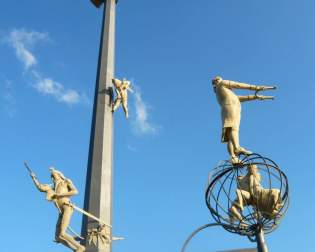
left=112, top=78, right=133, bottom=118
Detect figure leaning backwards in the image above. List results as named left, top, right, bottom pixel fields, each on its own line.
left=212, top=76, right=275, bottom=164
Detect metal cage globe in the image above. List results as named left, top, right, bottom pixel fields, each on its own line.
left=205, top=153, right=289, bottom=237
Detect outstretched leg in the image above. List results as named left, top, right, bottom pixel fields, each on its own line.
left=56, top=206, right=85, bottom=252
left=229, top=205, right=242, bottom=221
left=112, top=98, right=121, bottom=112
left=122, top=100, right=129, bottom=119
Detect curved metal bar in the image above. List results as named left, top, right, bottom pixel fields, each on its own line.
left=181, top=223, right=234, bottom=252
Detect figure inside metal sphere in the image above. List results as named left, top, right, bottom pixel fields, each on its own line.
left=229, top=164, right=283, bottom=224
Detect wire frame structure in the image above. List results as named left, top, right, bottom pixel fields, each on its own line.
left=205, top=153, right=289, bottom=237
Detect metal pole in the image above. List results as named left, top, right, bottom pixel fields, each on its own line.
left=81, top=1, right=117, bottom=251
left=181, top=223, right=221, bottom=252
left=255, top=228, right=268, bottom=252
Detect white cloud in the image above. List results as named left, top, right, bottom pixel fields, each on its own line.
left=60, top=90, right=81, bottom=104
left=6, top=29, right=49, bottom=69
left=32, top=72, right=81, bottom=105
left=132, top=86, right=158, bottom=135
left=3, top=28, right=87, bottom=106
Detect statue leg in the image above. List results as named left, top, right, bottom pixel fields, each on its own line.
left=227, top=140, right=235, bottom=157
left=55, top=212, right=77, bottom=250
left=231, top=128, right=252, bottom=155
left=57, top=206, right=85, bottom=252
left=112, top=98, right=121, bottom=112
left=122, top=100, right=129, bottom=118
left=229, top=205, right=242, bottom=222
left=229, top=189, right=253, bottom=223
left=236, top=189, right=251, bottom=211
left=228, top=141, right=240, bottom=164
left=55, top=214, right=63, bottom=243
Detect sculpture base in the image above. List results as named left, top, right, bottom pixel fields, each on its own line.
left=256, top=228, right=268, bottom=252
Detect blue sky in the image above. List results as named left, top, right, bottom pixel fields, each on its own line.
left=1, top=0, right=314, bottom=251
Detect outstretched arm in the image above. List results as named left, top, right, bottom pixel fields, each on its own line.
left=221, top=80, right=276, bottom=91
left=112, top=78, right=122, bottom=89
left=220, top=80, right=257, bottom=90
left=238, top=94, right=274, bottom=102
left=238, top=95, right=257, bottom=102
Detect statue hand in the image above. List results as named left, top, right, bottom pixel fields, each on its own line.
left=30, top=172, right=36, bottom=179
left=257, top=85, right=276, bottom=91
left=50, top=192, right=59, bottom=199
left=255, top=94, right=274, bottom=100
left=255, top=94, right=264, bottom=100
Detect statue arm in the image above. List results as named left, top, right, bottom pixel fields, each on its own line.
left=220, top=80, right=257, bottom=90
left=221, top=80, right=276, bottom=91
left=31, top=175, right=51, bottom=192
left=112, top=78, right=122, bottom=89
left=115, top=88, right=120, bottom=97
left=238, top=95, right=257, bottom=102
left=238, top=94, right=274, bottom=102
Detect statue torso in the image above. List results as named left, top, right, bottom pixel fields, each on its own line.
left=54, top=180, right=71, bottom=207
left=216, top=84, right=240, bottom=108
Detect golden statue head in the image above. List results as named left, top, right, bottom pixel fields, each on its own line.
left=49, top=167, right=66, bottom=182
left=248, top=164, right=261, bottom=181
left=212, top=76, right=222, bottom=86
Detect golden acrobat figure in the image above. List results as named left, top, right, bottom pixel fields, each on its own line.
left=112, top=78, right=133, bottom=118
left=212, top=76, right=276, bottom=164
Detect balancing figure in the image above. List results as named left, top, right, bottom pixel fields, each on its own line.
left=212, top=76, right=275, bottom=164
left=29, top=167, right=85, bottom=252
left=229, top=164, right=283, bottom=223
left=112, top=78, right=133, bottom=118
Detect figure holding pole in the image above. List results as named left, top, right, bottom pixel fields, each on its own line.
left=25, top=162, right=121, bottom=251
left=26, top=162, right=86, bottom=252
left=211, top=76, right=276, bottom=164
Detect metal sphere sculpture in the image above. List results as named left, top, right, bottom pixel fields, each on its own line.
left=205, top=153, right=289, bottom=237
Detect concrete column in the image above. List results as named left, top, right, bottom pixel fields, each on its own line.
left=81, top=1, right=117, bottom=251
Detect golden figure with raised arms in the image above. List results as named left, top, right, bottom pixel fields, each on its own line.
left=112, top=78, right=133, bottom=118
left=29, top=166, right=85, bottom=252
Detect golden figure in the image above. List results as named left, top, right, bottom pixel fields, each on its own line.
left=212, top=76, right=275, bottom=164
left=229, top=164, right=283, bottom=223
left=112, top=78, right=133, bottom=118
left=30, top=167, right=85, bottom=252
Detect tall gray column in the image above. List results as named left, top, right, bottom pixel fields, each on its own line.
left=82, top=1, right=117, bottom=251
